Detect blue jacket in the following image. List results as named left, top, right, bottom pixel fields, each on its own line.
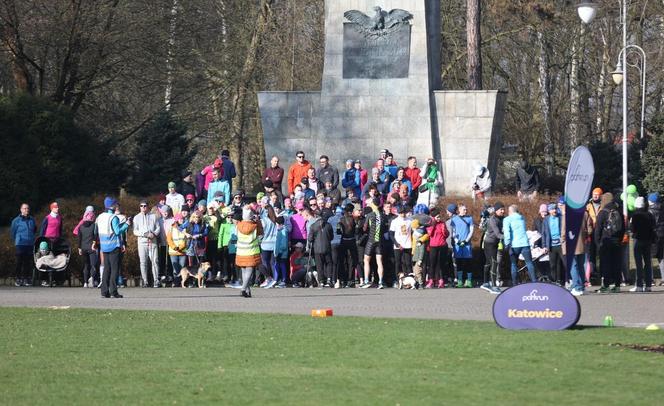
left=342, top=168, right=361, bottom=197
left=261, top=212, right=278, bottom=251
left=503, top=213, right=530, bottom=248
left=274, top=225, right=289, bottom=259
left=208, top=179, right=231, bottom=206
left=10, top=215, right=36, bottom=247
left=541, top=215, right=562, bottom=248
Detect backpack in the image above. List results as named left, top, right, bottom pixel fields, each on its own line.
left=603, top=209, right=623, bottom=240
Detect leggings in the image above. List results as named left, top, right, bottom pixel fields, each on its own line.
left=548, top=245, right=565, bottom=284
left=428, top=246, right=448, bottom=280
left=599, top=243, right=622, bottom=288
left=338, top=239, right=359, bottom=282
left=483, top=241, right=502, bottom=285
left=241, top=267, right=254, bottom=293
left=81, top=249, right=99, bottom=284
left=260, top=250, right=275, bottom=279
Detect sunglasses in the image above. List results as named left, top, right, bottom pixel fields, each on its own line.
left=297, top=155, right=304, bottom=158
left=140, top=204, right=147, bottom=208
left=186, top=199, right=194, bottom=202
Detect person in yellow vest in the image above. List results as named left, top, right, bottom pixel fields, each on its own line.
left=235, top=205, right=264, bottom=297
left=167, top=213, right=189, bottom=286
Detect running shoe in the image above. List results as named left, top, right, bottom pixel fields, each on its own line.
left=377, top=283, right=385, bottom=289
left=571, top=289, right=584, bottom=296
left=425, top=279, right=434, bottom=289
left=610, top=286, right=621, bottom=293
left=464, top=280, right=472, bottom=288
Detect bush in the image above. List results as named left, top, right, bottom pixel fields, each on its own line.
left=0, top=94, right=124, bottom=224
left=643, top=115, right=664, bottom=194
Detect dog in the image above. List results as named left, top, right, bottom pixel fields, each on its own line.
left=398, top=273, right=417, bottom=290
left=179, top=262, right=211, bottom=288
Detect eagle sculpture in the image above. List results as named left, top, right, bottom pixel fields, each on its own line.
left=344, top=6, right=413, bottom=38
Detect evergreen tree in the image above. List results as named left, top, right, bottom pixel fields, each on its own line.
left=127, top=110, right=194, bottom=195
left=643, top=115, right=664, bottom=194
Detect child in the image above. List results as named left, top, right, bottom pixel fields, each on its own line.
left=450, top=204, right=475, bottom=287
left=274, top=216, right=290, bottom=287
left=411, top=219, right=429, bottom=288
left=217, top=208, right=237, bottom=286
left=289, top=242, right=306, bottom=287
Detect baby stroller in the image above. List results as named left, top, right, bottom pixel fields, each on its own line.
left=516, top=230, right=550, bottom=284
left=33, top=237, right=72, bottom=287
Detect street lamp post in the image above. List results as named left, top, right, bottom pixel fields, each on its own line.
left=576, top=0, right=629, bottom=222
left=611, top=45, right=647, bottom=143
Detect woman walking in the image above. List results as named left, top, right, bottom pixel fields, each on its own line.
left=235, top=206, right=264, bottom=298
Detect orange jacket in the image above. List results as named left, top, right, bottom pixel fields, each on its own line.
left=287, top=160, right=312, bottom=194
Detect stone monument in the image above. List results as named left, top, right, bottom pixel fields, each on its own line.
left=258, top=0, right=506, bottom=196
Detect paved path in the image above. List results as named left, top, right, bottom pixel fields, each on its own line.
left=1, top=286, right=664, bottom=327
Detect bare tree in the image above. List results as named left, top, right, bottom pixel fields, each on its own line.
left=466, top=0, right=482, bottom=89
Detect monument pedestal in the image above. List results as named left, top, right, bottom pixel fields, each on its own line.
left=258, top=0, right=506, bottom=196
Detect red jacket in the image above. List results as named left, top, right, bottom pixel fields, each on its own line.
left=404, top=167, right=422, bottom=190
left=263, top=166, right=284, bottom=189
left=427, top=220, right=449, bottom=247
left=288, top=160, right=312, bottom=194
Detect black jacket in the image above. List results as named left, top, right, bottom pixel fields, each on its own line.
left=78, top=221, right=97, bottom=251
left=308, top=217, right=333, bottom=254
left=176, top=181, right=196, bottom=200
left=484, top=215, right=504, bottom=244
left=594, top=202, right=625, bottom=246
left=630, top=209, right=656, bottom=242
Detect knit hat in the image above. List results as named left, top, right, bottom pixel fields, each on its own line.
left=600, top=192, right=614, bottom=209
left=547, top=203, right=557, bottom=211
left=213, top=158, right=222, bottom=168
left=346, top=159, right=354, bottom=164
left=39, top=241, right=49, bottom=251
left=185, top=194, right=195, bottom=201
left=558, top=195, right=565, bottom=205
left=493, top=201, right=505, bottom=211
left=592, top=187, right=603, bottom=195
left=635, top=196, right=645, bottom=209
left=294, top=242, right=304, bottom=249
left=84, top=205, right=94, bottom=214
left=295, top=200, right=305, bottom=210
left=447, top=203, right=457, bottom=214
left=256, top=192, right=265, bottom=201
left=648, top=192, right=660, bottom=203
left=104, top=197, right=117, bottom=209
left=168, top=181, right=176, bottom=189
left=539, top=204, right=548, bottom=214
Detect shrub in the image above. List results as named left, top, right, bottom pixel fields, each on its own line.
left=643, top=115, right=664, bottom=195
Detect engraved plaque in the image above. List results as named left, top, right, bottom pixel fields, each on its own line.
left=342, top=23, right=411, bottom=79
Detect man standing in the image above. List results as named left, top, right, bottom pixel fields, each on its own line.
left=166, top=182, right=185, bottom=214
left=515, top=160, right=540, bottom=201
left=133, top=200, right=161, bottom=288
left=594, top=193, right=624, bottom=293
left=176, top=170, right=197, bottom=201
left=10, top=203, right=36, bottom=286
left=482, top=201, right=505, bottom=294
left=208, top=168, right=231, bottom=206
left=263, top=155, right=284, bottom=193
left=542, top=203, right=565, bottom=285
left=317, top=155, right=339, bottom=189
left=287, top=151, right=312, bottom=195
left=470, top=165, right=492, bottom=201
left=305, top=208, right=334, bottom=287
left=341, top=159, right=360, bottom=198
left=389, top=205, right=412, bottom=285
left=219, top=150, right=237, bottom=192
left=404, top=157, right=422, bottom=200
left=503, top=204, right=536, bottom=285
left=361, top=198, right=386, bottom=289
left=630, top=197, right=656, bottom=292
left=585, top=187, right=603, bottom=285
left=97, top=197, right=131, bottom=298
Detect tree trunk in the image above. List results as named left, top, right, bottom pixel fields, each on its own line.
left=164, top=0, right=179, bottom=111
left=596, top=26, right=609, bottom=142
left=466, top=0, right=482, bottom=90
left=537, top=31, right=554, bottom=176
left=228, top=0, right=274, bottom=189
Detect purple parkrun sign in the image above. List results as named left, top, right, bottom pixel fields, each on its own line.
left=493, top=282, right=581, bottom=330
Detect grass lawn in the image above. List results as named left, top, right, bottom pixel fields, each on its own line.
left=1, top=308, right=663, bottom=405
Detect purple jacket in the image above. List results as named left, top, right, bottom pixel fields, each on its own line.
left=290, top=213, right=307, bottom=240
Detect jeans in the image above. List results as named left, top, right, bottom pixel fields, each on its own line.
left=633, top=240, right=653, bottom=288
left=509, top=246, right=536, bottom=285
left=569, top=253, right=586, bottom=291
left=170, top=255, right=186, bottom=277
left=260, top=250, right=275, bottom=280
left=275, top=257, right=288, bottom=282
left=15, top=251, right=33, bottom=281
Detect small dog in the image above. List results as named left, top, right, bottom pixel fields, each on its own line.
left=398, top=273, right=417, bottom=290
left=179, top=262, right=211, bottom=288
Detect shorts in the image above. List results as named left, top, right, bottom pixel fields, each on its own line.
left=364, top=242, right=382, bottom=257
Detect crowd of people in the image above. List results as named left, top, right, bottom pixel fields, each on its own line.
left=9, top=148, right=664, bottom=298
